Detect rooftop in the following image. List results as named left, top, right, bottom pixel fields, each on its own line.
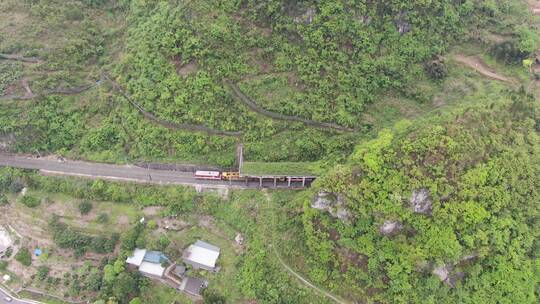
left=126, top=248, right=147, bottom=266
left=180, top=276, right=207, bottom=296
left=143, top=250, right=169, bottom=264
left=139, top=261, right=166, bottom=277
left=184, top=240, right=220, bottom=269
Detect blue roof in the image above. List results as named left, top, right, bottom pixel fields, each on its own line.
left=143, top=251, right=169, bottom=264
left=34, top=249, right=42, bottom=256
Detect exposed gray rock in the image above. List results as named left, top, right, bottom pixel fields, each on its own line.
left=311, top=191, right=336, bottom=210
left=395, top=11, right=411, bottom=34
left=0, top=227, right=13, bottom=258
left=311, top=191, right=351, bottom=222
left=460, top=253, right=478, bottom=262
left=447, top=272, right=465, bottom=288
left=293, top=7, right=316, bottom=24
left=379, top=220, right=403, bottom=236
left=433, top=259, right=472, bottom=288
left=432, top=265, right=450, bottom=283
left=410, top=188, right=432, bottom=215
left=235, top=233, right=244, bottom=246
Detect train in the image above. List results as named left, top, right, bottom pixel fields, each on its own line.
left=194, top=170, right=241, bottom=180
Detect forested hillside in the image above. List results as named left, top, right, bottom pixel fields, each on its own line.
left=300, top=91, right=540, bottom=303
left=1, top=1, right=540, bottom=303
left=1, top=0, right=533, bottom=166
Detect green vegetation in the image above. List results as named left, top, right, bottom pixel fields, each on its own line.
left=78, top=200, right=93, bottom=215
left=1, top=0, right=535, bottom=167
left=299, top=91, right=540, bottom=303
left=49, top=214, right=118, bottom=257
left=1, top=0, right=540, bottom=303
left=242, top=161, right=322, bottom=176
left=15, top=248, right=32, bottom=266
left=20, top=195, right=40, bottom=208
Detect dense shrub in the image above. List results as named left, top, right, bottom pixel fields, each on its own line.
left=491, top=40, right=529, bottom=64
left=49, top=215, right=118, bottom=255
left=78, top=200, right=93, bottom=215
left=15, top=248, right=32, bottom=266
left=424, top=57, right=448, bottom=80
left=9, top=180, right=25, bottom=193
left=20, top=195, right=40, bottom=208
left=97, top=213, right=109, bottom=223
left=37, top=265, right=50, bottom=281
left=0, top=194, right=8, bottom=206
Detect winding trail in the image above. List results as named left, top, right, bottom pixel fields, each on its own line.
left=0, top=79, right=101, bottom=101
left=262, top=191, right=350, bottom=304
left=271, top=245, right=349, bottom=304
left=105, top=75, right=243, bottom=137
left=0, top=53, right=41, bottom=63
left=454, top=55, right=515, bottom=84
left=226, top=80, right=355, bottom=133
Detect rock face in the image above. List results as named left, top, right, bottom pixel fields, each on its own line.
left=433, top=264, right=465, bottom=288
left=293, top=7, right=316, bottom=24
left=410, top=188, right=432, bottom=215
left=0, top=227, right=13, bottom=258
left=235, top=233, right=244, bottom=246
left=311, top=191, right=351, bottom=222
left=379, top=220, right=403, bottom=236
left=432, top=265, right=450, bottom=282
left=395, top=11, right=411, bottom=34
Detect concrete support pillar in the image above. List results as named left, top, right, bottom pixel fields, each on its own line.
left=287, top=177, right=291, bottom=187
left=302, top=177, right=306, bottom=187
left=273, top=178, right=277, bottom=188
left=259, top=177, right=263, bottom=188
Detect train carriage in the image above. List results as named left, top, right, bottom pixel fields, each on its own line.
left=194, top=170, right=222, bottom=180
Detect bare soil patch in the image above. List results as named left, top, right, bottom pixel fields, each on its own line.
left=529, top=0, right=540, bottom=15
left=117, top=214, right=130, bottom=226
left=143, top=206, right=163, bottom=217
left=454, top=54, right=514, bottom=84
left=156, top=216, right=191, bottom=232
left=248, top=48, right=273, bottom=74
left=172, top=57, right=198, bottom=77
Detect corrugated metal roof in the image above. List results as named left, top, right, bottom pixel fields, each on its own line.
left=126, top=248, right=147, bottom=266
left=139, top=261, right=166, bottom=277
left=184, top=241, right=220, bottom=269
left=194, top=240, right=220, bottom=253
left=143, top=250, right=169, bottom=264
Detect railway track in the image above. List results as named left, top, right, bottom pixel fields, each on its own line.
left=0, top=154, right=315, bottom=190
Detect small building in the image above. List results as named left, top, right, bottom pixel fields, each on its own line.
left=173, top=264, right=187, bottom=277
left=179, top=276, right=207, bottom=298
left=182, top=240, right=220, bottom=272
left=126, top=248, right=170, bottom=278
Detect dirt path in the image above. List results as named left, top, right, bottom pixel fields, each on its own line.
left=226, top=80, right=355, bottom=133
left=105, top=75, right=244, bottom=137
left=0, top=53, right=40, bottom=63
left=454, top=55, right=515, bottom=84
left=262, top=191, right=350, bottom=304
left=0, top=79, right=101, bottom=101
